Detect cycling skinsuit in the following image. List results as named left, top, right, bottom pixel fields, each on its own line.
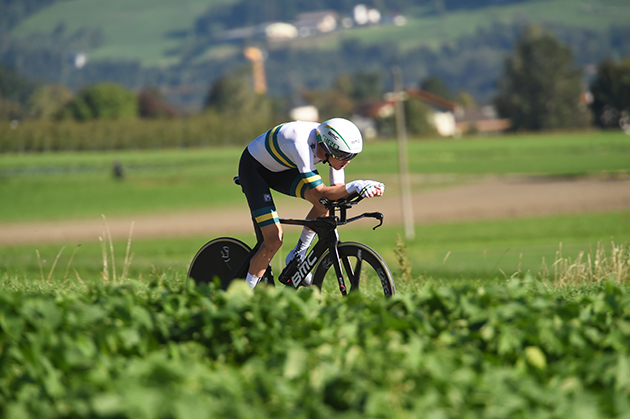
left=239, top=121, right=344, bottom=229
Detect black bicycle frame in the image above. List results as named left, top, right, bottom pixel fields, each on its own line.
left=231, top=194, right=383, bottom=293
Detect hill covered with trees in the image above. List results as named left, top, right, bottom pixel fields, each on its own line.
left=1, top=0, right=629, bottom=112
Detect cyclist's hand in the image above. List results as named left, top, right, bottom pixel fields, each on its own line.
left=346, top=180, right=385, bottom=198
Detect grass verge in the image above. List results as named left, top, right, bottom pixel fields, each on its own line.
left=2, top=211, right=628, bottom=292
left=2, top=131, right=629, bottom=222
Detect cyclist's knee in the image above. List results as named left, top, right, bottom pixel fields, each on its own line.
left=261, top=224, right=283, bottom=253
left=263, top=234, right=282, bottom=254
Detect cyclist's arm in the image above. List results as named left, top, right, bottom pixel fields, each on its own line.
left=330, top=166, right=345, bottom=186
left=307, top=183, right=350, bottom=202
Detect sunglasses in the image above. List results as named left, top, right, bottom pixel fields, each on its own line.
left=319, top=142, right=357, bottom=161
left=328, top=149, right=357, bottom=161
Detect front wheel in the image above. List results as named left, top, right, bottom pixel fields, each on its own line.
left=312, top=242, right=396, bottom=297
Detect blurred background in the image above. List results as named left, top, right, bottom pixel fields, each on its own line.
left=1, top=0, right=629, bottom=132
left=1, top=0, right=629, bottom=283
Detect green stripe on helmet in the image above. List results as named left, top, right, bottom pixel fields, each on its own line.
left=325, top=124, right=351, bottom=150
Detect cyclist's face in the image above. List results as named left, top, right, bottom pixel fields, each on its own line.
left=329, top=155, right=350, bottom=170
left=317, top=143, right=351, bottom=170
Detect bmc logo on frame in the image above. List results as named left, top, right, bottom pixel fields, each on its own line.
left=291, top=252, right=317, bottom=286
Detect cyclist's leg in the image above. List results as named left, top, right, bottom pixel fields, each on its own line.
left=239, top=149, right=317, bottom=285
left=238, top=152, right=278, bottom=287
left=285, top=187, right=328, bottom=263
left=249, top=222, right=282, bottom=278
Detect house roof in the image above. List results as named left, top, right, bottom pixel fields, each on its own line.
left=360, top=89, right=511, bottom=132
left=406, top=89, right=459, bottom=112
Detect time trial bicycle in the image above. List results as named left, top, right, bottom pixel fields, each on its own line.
left=187, top=177, right=396, bottom=297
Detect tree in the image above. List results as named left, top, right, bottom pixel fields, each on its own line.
left=456, top=91, right=477, bottom=109
left=203, top=69, right=277, bottom=143
left=300, top=72, right=383, bottom=121
left=301, top=88, right=355, bottom=121
left=420, top=76, right=454, bottom=101
left=204, top=68, right=271, bottom=117
left=138, top=88, right=176, bottom=119
left=67, top=83, right=137, bottom=120
left=590, top=58, right=630, bottom=128
left=334, top=71, right=383, bottom=102
left=28, top=84, right=73, bottom=120
left=0, top=98, right=22, bottom=120
left=405, top=97, right=436, bottom=136
left=0, top=63, right=36, bottom=119
left=494, top=26, right=591, bottom=131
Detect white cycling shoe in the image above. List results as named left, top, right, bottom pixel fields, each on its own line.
left=302, top=272, right=313, bottom=287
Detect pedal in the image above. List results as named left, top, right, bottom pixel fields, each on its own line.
left=301, top=272, right=313, bottom=286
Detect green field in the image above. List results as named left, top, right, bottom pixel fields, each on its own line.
left=1, top=131, right=628, bottom=222
left=11, top=0, right=630, bottom=66
left=12, top=0, right=227, bottom=66
left=2, top=130, right=630, bottom=418
left=344, top=0, right=630, bottom=50
left=1, top=130, right=629, bottom=283
left=2, top=211, right=629, bottom=288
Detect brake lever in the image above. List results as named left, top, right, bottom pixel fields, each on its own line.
left=363, top=212, right=383, bottom=230
left=373, top=212, right=384, bottom=230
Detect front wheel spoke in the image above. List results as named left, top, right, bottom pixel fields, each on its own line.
left=341, top=257, right=353, bottom=280
left=344, top=257, right=362, bottom=291
left=353, top=249, right=363, bottom=291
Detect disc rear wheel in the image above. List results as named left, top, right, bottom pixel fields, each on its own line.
left=187, top=237, right=251, bottom=289
left=187, top=237, right=273, bottom=289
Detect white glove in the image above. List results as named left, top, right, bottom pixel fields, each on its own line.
left=345, top=180, right=385, bottom=198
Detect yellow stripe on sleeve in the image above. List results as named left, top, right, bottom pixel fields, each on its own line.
left=255, top=211, right=279, bottom=224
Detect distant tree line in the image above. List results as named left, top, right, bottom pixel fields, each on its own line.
left=260, top=22, right=630, bottom=104
left=0, top=69, right=178, bottom=121
left=2, top=25, right=630, bottom=146
left=2, top=17, right=629, bottom=110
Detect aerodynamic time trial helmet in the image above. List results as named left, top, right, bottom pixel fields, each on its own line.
left=316, top=118, right=363, bottom=161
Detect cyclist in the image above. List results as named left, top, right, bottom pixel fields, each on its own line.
left=239, top=117, right=385, bottom=289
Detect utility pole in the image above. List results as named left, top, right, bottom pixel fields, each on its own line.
left=392, top=66, right=415, bottom=240
left=243, top=47, right=267, bottom=94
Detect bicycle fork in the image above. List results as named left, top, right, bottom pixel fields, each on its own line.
left=329, top=242, right=347, bottom=296
left=325, top=228, right=357, bottom=296
left=332, top=244, right=365, bottom=295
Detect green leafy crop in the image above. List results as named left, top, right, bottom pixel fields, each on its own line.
left=1, top=278, right=629, bottom=418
